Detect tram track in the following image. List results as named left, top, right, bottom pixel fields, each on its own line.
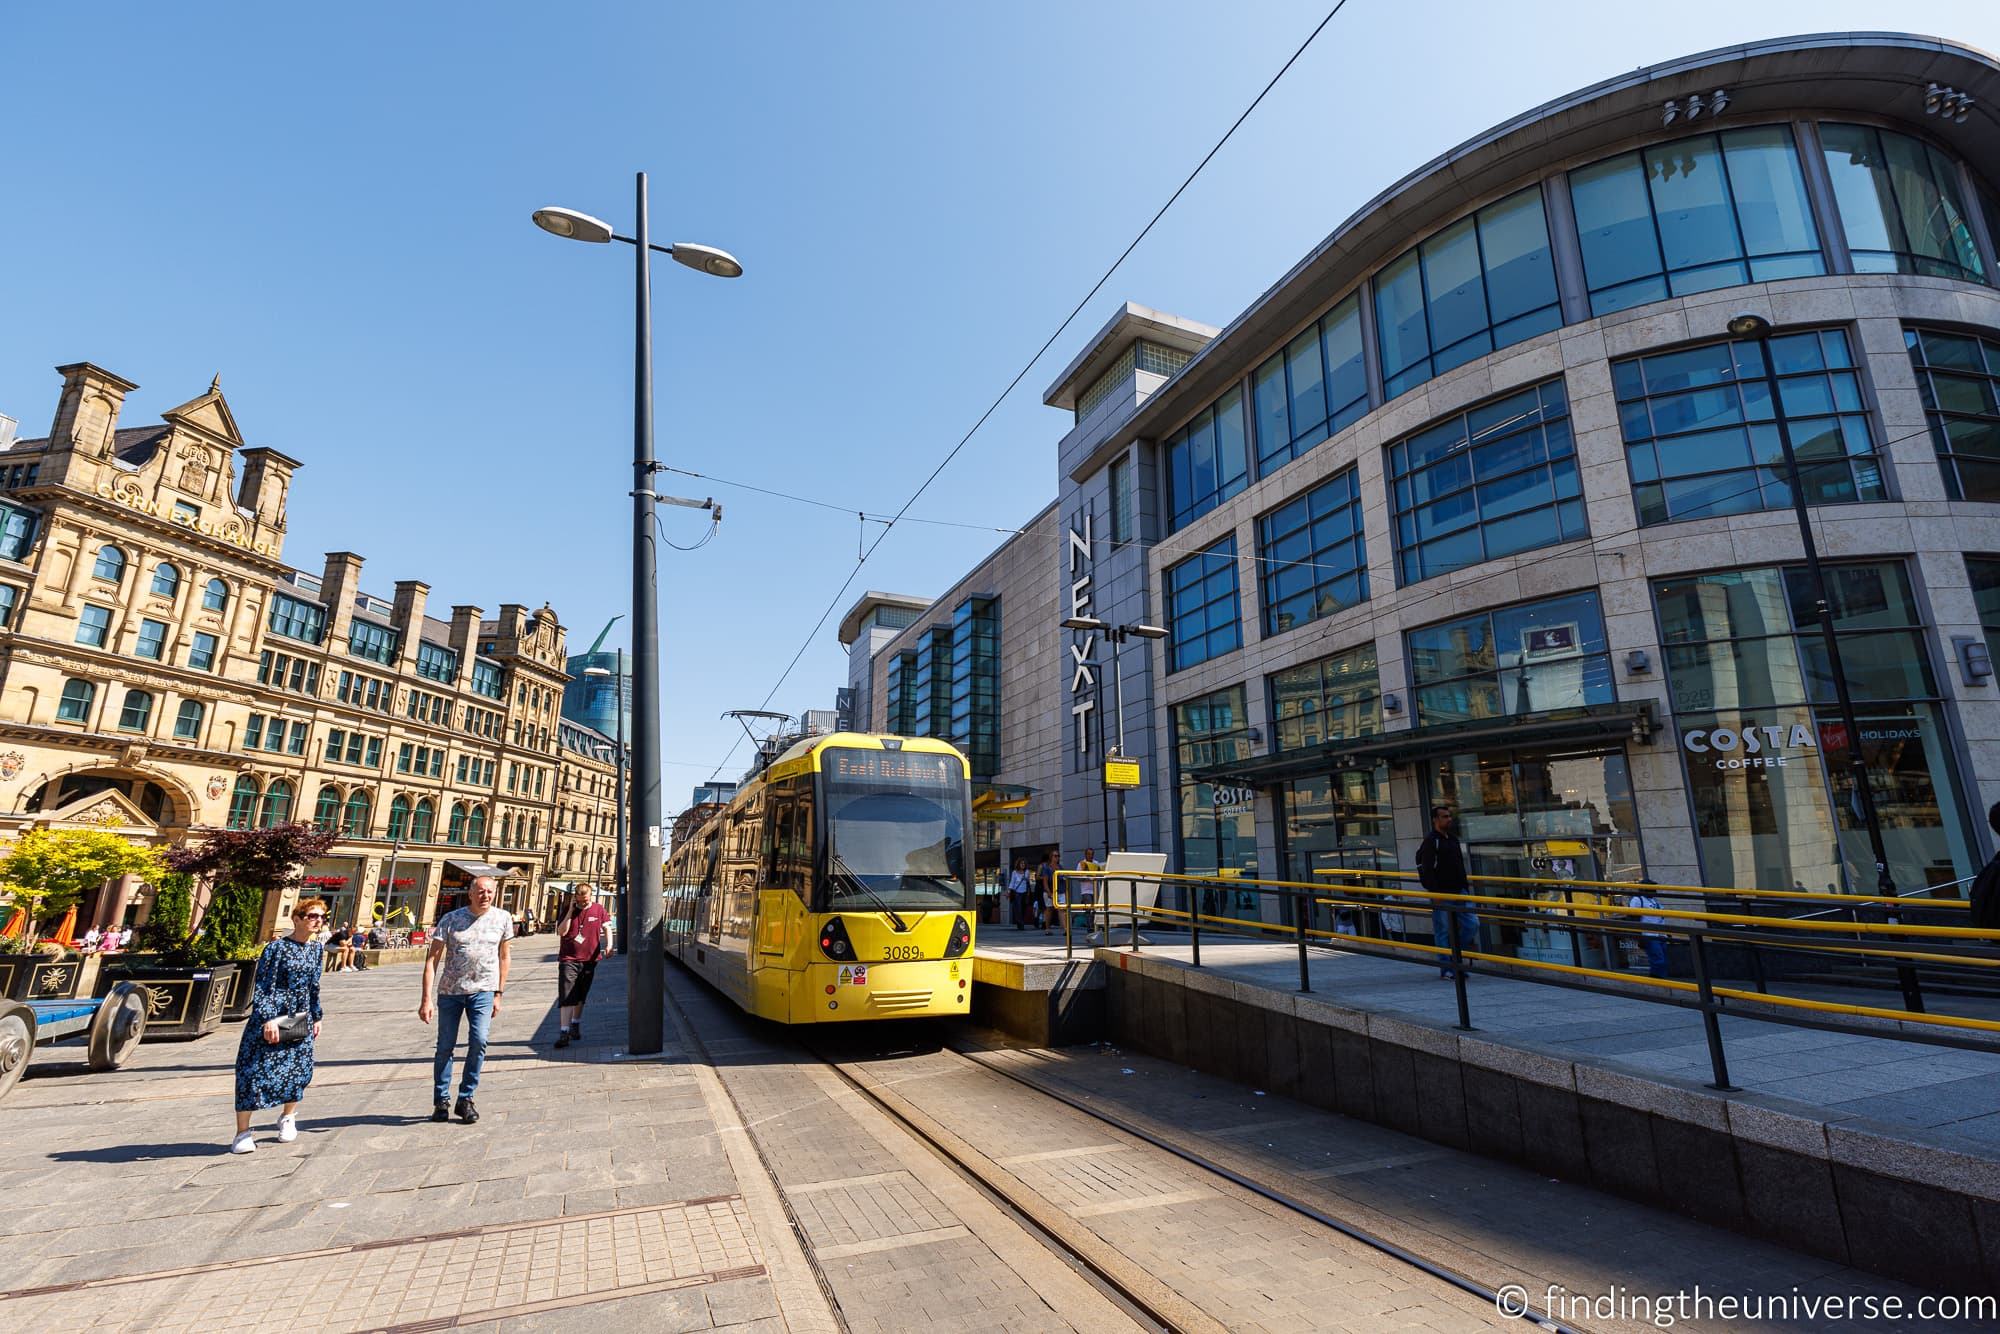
left=814, top=1035, right=1582, bottom=1334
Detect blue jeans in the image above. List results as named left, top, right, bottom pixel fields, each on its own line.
left=1431, top=908, right=1481, bottom=975
left=433, top=990, right=492, bottom=1102
left=1640, top=936, right=1670, bottom=978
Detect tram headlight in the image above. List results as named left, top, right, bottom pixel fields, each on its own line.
left=818, top=917, right=856, bottom=961
left=944, top=915, right=972, bottom=958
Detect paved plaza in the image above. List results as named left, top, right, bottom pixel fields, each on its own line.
left=0, top=948, right=806, bottom=1333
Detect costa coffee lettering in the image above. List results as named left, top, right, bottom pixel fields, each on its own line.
left=1681, top=722, right=1818, bottom=770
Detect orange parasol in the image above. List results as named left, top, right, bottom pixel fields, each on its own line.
left=0, top=907, right=23, bottom=939
left=49, top=905, right=77, bottom=946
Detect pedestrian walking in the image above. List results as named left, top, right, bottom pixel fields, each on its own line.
left=1415, top=805, right=1479, bottom=980
left=1074, top=848, right=1101, bottom=936
left=418, top=876, right=512, bottom=1125
left=554, top=885, right=609, bottom=1049
left=1006, top=858, right=1031, bottom=929
left=230, top=896, right=327, bottom=1154
left=1035, top=851, right=1058, bottom=932
left=1625, top=880, right=1670, bottom=978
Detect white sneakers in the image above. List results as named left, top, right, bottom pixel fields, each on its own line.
left=229, top=1116, right=300, bottom=1153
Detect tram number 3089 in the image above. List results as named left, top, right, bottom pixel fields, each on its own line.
left=881, top=944, right=924, bottom=962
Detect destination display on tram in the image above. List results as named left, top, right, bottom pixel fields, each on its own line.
left=825, top=748, right=963, bottom=787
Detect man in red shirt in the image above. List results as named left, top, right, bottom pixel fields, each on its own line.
left=554, top=884, right=610, bottom=1049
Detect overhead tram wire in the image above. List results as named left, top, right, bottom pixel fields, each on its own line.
left=657, top=464, right=1025, bottom=535
left=703, top=1, right=1354, bottom=783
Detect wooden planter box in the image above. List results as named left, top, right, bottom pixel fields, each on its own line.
left=222, top=962, right=258, bottom=1021
left=96, top=962, right=238, bottom=1040
left=0, top=953, right=85, bottom=1002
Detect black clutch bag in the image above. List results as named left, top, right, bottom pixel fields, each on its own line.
left=272, top=1010, right=313, bottom=1044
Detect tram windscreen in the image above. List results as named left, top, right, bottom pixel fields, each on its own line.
left=820, top=748, right=970, bottom=910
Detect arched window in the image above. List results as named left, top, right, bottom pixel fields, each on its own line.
left=56, top=677, right=96, bottom=723
left=466, top=805, right=488, bottom=846
left=343, top=789, right=371, bottom=838
left=202, top=577, right=228, bottom=613
left=388, top=795, right=411, bottom=841
left=411, top=798, right=436, bottom=843
left=528, top=816, right=539, bottom=847
left=173, top=699, right=205, bottom=740
left=260, top=778, right=293, bottom=827
left=447, top=802, right=467, bottom=845
left=500, top=812, right=512, bottom=846
left=151, top=562, right=180, bottom=598
left=314, top=785, right=342, bottom=831
left=228, top=775, right=260, bottom=829
left=117, top=688, right=153, bottom=732
left=92, top=544, right=127, bottom=582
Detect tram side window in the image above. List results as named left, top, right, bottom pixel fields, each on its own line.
left=764, top=776, right=815, bottom=899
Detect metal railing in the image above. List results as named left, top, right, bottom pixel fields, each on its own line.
left=1049, top=867, right=2000, bottom=1091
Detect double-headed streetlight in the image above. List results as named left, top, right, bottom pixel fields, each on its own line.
left=534, top=176, right=742, bottom=1054
left=1060, top=616, right=1168, bottom=854
left=1726, top=312, right=1920, bottom=1011
left=582, top=661, right=628, bottom=951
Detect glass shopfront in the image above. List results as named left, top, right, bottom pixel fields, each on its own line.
left=1424, top=746, right=1645, bottom=884
left=1173, top=687, right=1260, bottom=918
left=1654, top=560, right=1977, bottom=893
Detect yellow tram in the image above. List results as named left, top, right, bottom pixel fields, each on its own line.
left=665, top=732, right=976, bottom=1023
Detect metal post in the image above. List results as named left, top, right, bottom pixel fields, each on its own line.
left=1688, top=930, right=1738, bottom=1091
left=1751, top=330, right=1921, bottom=1014
left=1063, top=871, right=1074, bottom=961
left=381, top=839, right=403, bottom=932
left=1109, top=631, right=1129, bottom=854
left=1296, top=890, right=1311, bottom=993
left=1563, top=886, right=1584, bottom=969
left=628, top=172, right=666, bottom=1055
left=1448, top=909, right=1472, bottom=1032
left=613, top=657, right=628, bottom=955
left=1190, top=882, right=1202, bottom=968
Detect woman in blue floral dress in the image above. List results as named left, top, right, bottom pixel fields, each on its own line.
left=230, top=896, right=327, bottom=1153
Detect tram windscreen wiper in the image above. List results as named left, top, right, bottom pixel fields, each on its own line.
left=828, top=850, right=908, bottom=932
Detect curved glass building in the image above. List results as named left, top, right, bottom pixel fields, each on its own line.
left=1045, top=33, right=2000, bottom=898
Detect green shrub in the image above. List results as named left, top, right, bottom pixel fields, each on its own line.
left=194, top=881, right=266, bottom=966
left=140, top=872, right=194, bottom=956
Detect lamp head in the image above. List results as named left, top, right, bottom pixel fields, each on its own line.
left=1128, top=624, right=1170, bottom=640
left=532, top=207, right=616, bottom=244
left=1061, top=615, right=1107, bottom=633
left=1727, top=313, right=1772, bottom=338
left=670, top=242, right=744, bottom=278
left=583, top=666, right=611, bottom=678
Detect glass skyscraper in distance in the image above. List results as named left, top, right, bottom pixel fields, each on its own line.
left=562, top=648, right=631, bottom=744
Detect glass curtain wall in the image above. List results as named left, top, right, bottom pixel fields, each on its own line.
left=1269, top=642, right=1382, bottom=752
left=1613, top=328, right=1884, bottom=525
left=1570, top=125, right=1823, bottom=315
left=1165, top=539, right=1243, bottom=671
left=1165, top=389, right=1250, bottom=533
left=1374, top=187, right=1561, bottom=399
left=1407, top=592, right=1615, bottom=726
left=948, top=596, right=1000, bottom=778
left=1388, top=379, right=1582, bottom=585
left=1820, top=124, right=1986, bottom=281
left=1254, top=294, right=1368, bottom=473
left=1905, top=326, right=2000, bottom=501
left=1173, top=686, right=1260, bottom=914
left=1970, top=556, right=2000, bottom=667
left=1258, top=468, right=1367, bottom=636
left=911, top=626, right=954, bottom=738
left=885, top=651, right=918, bottom=735
left=1653, top=560, right=1976, bottom=893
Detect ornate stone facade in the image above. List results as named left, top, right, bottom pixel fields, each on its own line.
left=0, top=363, right=623, bottom=932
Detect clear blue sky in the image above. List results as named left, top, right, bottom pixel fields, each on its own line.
left=4, top=2, right=1996, bottom=791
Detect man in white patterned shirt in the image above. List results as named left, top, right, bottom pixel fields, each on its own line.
left=418, top=876, right=512, bottom=1124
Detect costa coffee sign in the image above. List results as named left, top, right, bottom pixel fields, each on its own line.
left=1681, top=722, right=1818, bottom=770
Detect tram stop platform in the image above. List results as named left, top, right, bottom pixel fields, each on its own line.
left=970, top=930, right=1105, bottom=1044
left=1065, top=938, right=2000, bottom=1295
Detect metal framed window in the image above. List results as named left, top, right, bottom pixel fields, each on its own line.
left=150, top=563, right=180, bottom=599
left=56, top=677, right=95, bottom=723
left=92, top=545, right=126, bottom=582
left=1164, top=388, right=1250, bottom=533
left=1253, top=293, right=1368, bottom=473
left=173, top=699, right=204, bottom=741
left=76, top=604, right=112, bottom=648
left=1165, top=538, right=1242, bottom=672
left=268, top=593, right=327, bottom=644
left=1614, top=329, right=1883, bottom=525
left=348, top=618, right=398, bottom=665
left=1389, top=378, right=1582, bottom=584
left=1407, top=591, right=1615, bottom=726
left=188, top=631, right=219, bottom=671
left=1905, top=326, right=2000, bottom=501
left=1269, top=643, right=1382, bottom=752
left=1258, top=467, right=1367, bottom=637
left=0, top=501, right=37, bottom=561
left=1820, top=123, right=1986, bottom=282
left=135, top=618, right=169, bottom=660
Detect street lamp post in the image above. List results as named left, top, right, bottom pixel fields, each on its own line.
left=584, top=661, right=629, bottom=953
left=534, top=178, right=743, bottom=1054
left=1061, top=616, right=1168, bottom=853
left=1727, top=313, right=1921, bottom=1012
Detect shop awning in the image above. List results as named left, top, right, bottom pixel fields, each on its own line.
left=1189, top=702, right=1656, bottom=787
left=445, top=859, right=512, bottom=880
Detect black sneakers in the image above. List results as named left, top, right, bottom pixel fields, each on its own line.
left=554, top=1031, right=571, bottom=1049
left=431, top=1101, right=450, bottom=1123
left=454, top=1097, right=479, bottom=1125
left=569, top=1022, right=582, bottom=1040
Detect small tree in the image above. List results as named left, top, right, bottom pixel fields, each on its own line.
left=168, top=823, right=338, bottom=962
left=0, top=829, right=166, bottom=937
left=139, top=871, right=194, bottom=956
